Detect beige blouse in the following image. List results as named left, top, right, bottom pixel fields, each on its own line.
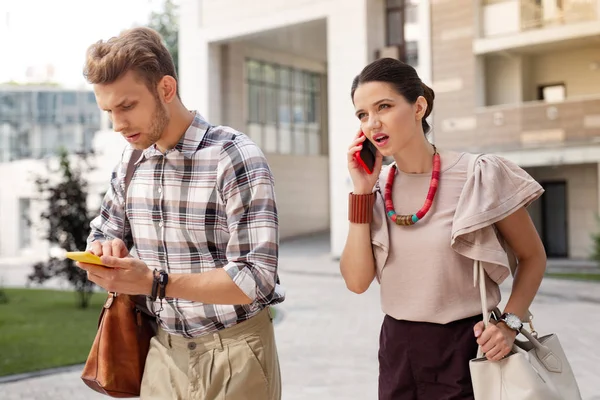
left=370, top=151, right=544, bottom=324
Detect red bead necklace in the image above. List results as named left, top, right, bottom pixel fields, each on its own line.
left=384, top=145, right=441, bottom=226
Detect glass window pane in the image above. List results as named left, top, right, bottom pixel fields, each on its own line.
left=264, top=125, right=277, bottom=154
left=264, top=64, right=277, bottom=84
left=278, top=89, right=291, bottom=123
left=293, top=126, right=306, bottom=155
left=19, top=198, right=31, bottom=248
left=405, top=41, right=419, bottom=66
left=265, top=87, right=277, bottom=124
left=307, top=93, right=320, bottom=123
left=405, top=4, right=418, bottom=23
left=309, top=74, right=321, bottom=92
left=247, top=60, right=262, bottom=81
left=293, top=92, right=305, bottom=123
left=387, top=10, right=404, bottom=46
left=308, top=129, right=320, bottom=156
left=247, top=84, right=261, bottom=123
left=278, top=126, right=292, bottom=154
left=386, top=0, right=403, bottom=8
left=62, top=93, right=76, bottom=105
left=293, top=70, right=304, bottom=90
left=247, top=123, right=262, bottom=147
left=279, top=67, right=291, bottom=88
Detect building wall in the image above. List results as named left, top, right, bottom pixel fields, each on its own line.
left=528, top=45, right=600, bottom=99
left=430, top=0, right=478, bottom=149
left=485, top=54, right=525, bottom=106
left=0, top=130, right=126, bottom=260
left=480, top=45, right=600, bottom=106
left=200, top=0, right=328, bottom=30
left=220, top=42, right=330, bottom=239
left=181, top=0, right=432, bottom=256
left=0, top=88, right=101, bottom=163
left=0, top=159, right=45, bottom=259
left=527, top=163, right=599, bottom=259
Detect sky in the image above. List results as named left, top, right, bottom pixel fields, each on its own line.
left=0, top=0, right=165, bottom=88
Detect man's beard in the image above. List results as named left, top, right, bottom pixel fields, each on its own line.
left=146, top=98, right=169, bottom=146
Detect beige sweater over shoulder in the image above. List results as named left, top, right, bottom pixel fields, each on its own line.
left=370, top=151, right=544, bottom=324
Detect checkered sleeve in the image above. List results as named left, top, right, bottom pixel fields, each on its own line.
left=217, top=138, right=279, bottom=304
left=86, top=151, right=133, bottom=251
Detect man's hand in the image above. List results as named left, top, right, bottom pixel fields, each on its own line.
left=78, top=249, right=153, bottom=296
left=473, top=320, right=518, bottom=361
left=88, top=238, right=129, bottom=258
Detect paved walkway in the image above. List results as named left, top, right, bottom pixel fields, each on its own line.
left=1, top=234, right=600, bottom=399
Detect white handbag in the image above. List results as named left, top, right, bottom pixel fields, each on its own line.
left=469, top=260, right=582, bottom=400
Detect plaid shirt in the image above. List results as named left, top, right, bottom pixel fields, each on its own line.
left=87, top=112, right=284, bottom=338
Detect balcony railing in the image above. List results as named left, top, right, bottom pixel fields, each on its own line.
left=481, top=0, right=598, bottom=38
left=521, top=0, right=598, bottom=31
left=472, top=95, right=600, bottom=152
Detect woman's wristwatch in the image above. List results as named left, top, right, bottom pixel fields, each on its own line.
left=499, top=312, right=523, bottom=332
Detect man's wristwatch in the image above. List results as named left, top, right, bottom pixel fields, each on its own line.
left=499, top=312, right=523, bottom=332
left=150, top=269, right=169, bottom=301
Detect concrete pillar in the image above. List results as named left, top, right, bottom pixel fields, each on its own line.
left=179, top=0, right=222, bottom=123
left=328, top=0, right=385, bottom=257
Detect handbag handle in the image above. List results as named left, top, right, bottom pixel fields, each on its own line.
left=474, top=260, right=562, bottom=372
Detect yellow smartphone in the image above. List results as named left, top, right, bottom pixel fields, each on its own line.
left=65, top=251, right=105, bottom=266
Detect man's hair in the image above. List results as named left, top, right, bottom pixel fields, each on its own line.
left=83, top=27, right=178, bottom=95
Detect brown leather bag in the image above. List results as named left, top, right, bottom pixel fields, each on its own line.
left=81, top=149, right=157, bottom=397
left=81, top=293, right=157, bottom=397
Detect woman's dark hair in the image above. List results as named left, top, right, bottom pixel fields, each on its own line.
left=351, top=58, right=435, bottom=134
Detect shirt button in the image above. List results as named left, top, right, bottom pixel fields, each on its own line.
left=158, top=187, right=162, bottom=194
left=188, top=342, right=197, bottom=350
left=159, top=221, right=164, bottom=228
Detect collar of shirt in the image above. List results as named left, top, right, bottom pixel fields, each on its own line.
left=134, top=111, right=211, bottom=165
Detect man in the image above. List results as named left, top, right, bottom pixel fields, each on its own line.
left=78, top=27, right=284, bottom=399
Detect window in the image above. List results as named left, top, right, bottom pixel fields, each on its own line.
left=538, top=83, right=566, bottom=102
left=386, top=7, right=404, bottom=46
left=62, top=92, right=76, bottom=106
left=405, top=1, right=418, bottom=24
left=19, top=198, right=31, bottom=249
left=385, top=1, right=420, bottom=65
left=245, top=59, right=324, bottom=156
left=405, top=41, right=419, bottom=67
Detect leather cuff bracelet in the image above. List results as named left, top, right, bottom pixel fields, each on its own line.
left=150, top=270, right=160, bottom=301
left=348, top=192, right=375, bottom=224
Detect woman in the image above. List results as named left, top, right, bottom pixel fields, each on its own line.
left=340, top=58, right=547, bottom=399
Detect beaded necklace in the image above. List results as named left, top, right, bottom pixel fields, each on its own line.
left=384, top=145, right=441, bottom=226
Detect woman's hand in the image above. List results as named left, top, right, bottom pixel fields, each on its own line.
left=473, top=320, right=518, bottom=361
left=347, top=130, right=383, bottom=194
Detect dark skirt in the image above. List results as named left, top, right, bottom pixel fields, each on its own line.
left=378, top=314, right=481, bottom=400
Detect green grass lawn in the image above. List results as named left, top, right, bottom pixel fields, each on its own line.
left=0, top=288, right=105, bottom=377
left=546, top=272, right=600, bottom=282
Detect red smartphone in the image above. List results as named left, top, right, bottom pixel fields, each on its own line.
left=354, top=132, right=377, bottom=174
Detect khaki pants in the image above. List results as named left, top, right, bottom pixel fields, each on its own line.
left=140, top=308, right=281, bottom=400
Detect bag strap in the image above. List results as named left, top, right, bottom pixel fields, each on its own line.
left=474, top=259, right=561, bottom=371
left=124, top=149, right=143, bottom=197
left=468, top=153, right=534, bottom=327
left=122, top=149, right=142, bottom=242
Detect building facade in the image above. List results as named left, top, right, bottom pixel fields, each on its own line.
left=430, top=0, right=600, bottom=258
left=0, top=86, right=102, bottom=163
left=0, top=86, right=105, bottom=265
left=179, top=0, right=432, bottom=256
